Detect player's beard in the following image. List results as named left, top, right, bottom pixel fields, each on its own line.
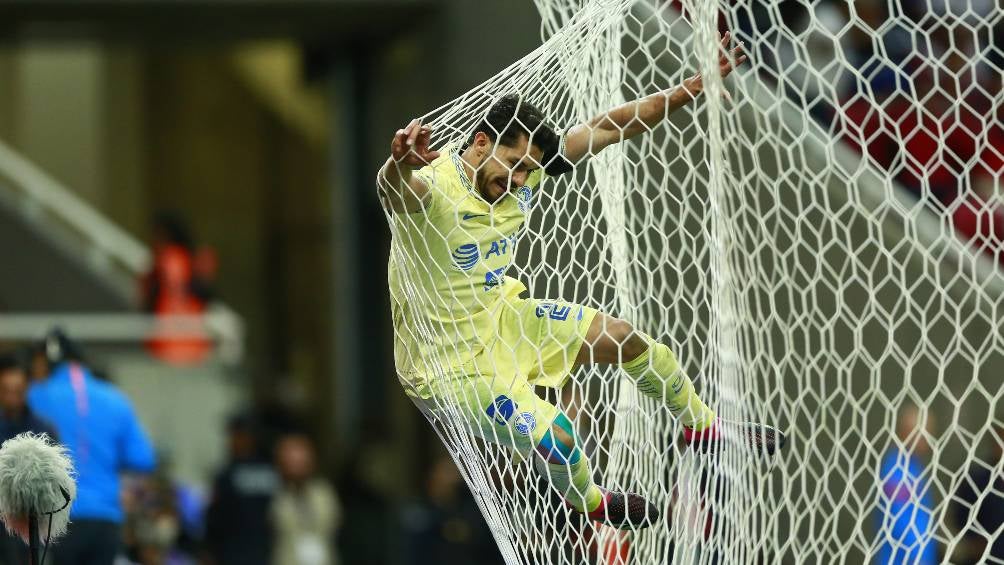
left=479, top=176, right=509, bottom=203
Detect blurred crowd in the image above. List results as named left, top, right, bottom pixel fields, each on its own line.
left=0, top=332, right=344, bottom=565
left=0, top=329, right=506, bottom=565
left=732, top=0, right=1003, bottom=264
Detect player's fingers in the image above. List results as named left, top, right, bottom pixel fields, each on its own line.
left=407, top=119, right=423, bottom=146
left=391, top=130, right=407, bottom=156
left=400, top=119, right=419, bottom=148
left=425, top=150, right=441, bottom=162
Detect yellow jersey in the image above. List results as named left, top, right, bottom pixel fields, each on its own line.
left=387, top=149, right=543, bottom=393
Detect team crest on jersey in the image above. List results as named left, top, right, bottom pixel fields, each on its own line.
left=514, top=411, right=536, bottom=436
left=451, top=243, right=480, bottom=271
left=516, top=186, right=533, bottom=213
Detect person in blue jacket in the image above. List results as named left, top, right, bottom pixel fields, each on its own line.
left=28, top=329, right=156, bottom=565
left=876, top=404, right=938, bottom=565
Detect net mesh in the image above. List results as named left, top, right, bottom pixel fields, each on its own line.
left=381, top=0, right=1004, bottom=563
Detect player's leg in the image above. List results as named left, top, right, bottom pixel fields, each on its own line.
left=534, top=409, right=660, bottom=529
left=575, top=313, right=715, bottom=430
left=420, top=372, right=658, bottom=529
left=576, top=312, right=786, bottom=455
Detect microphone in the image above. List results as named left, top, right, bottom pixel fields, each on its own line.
left=0, top=433, right=75, bottom=563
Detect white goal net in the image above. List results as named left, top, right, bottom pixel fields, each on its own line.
left=382, top=0, right=1004, bottom=563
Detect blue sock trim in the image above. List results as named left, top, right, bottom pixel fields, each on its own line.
left=535, top=413, right=581, bottom=465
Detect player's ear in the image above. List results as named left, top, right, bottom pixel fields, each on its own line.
left=474, top=132, right=491, bottom=157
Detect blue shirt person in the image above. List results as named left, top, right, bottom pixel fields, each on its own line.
left=28, top=361, right=156, bottom=522
left=876, top=406, right=938, bottom=565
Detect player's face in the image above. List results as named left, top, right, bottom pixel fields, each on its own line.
left=475, top=134, right=543, bottom=203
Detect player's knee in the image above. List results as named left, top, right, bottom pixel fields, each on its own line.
left=607, top=318, right=647, bottom=361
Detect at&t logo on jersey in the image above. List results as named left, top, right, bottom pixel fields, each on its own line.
left=516, top=186, right=533, bottom=213
left=451, top=243, right=480, bottom=271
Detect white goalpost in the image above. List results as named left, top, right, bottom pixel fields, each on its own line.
left=383, top=0, right=1004, bottom=563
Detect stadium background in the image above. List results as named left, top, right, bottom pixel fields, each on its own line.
left=0, top=2, right=544, bottom=563
left=0, top=0, right=1000, bottom=564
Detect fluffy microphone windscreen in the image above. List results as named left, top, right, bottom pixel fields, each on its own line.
left=0, top=433, right=75, bottom=542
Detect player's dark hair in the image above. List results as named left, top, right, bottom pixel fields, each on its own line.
left=466, top=94, right=572, bottom=175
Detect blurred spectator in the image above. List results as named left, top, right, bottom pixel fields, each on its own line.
left=876, top=404, right=937, bottom=565
left=28, top=328, right=157, bottom=565
left=398, top=453, right=500, bottom=565
left=27, top=345, right=50, bottom=382
left=121, top=466, right=203, bottom=565
left=204, top=414, right=277, bottom=565
left=141, top=212, right=216, bottom=366
left=951, top=425, right=1004, bottom=563
left=271, top=433, right=341, bottom=565
left=734, top=0, right=1001, bottom=219
left=0, top=351, right=59, bottom=564
left=0, top=351, right=58, bottom=442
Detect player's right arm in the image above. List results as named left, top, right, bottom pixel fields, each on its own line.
left=377, top=119, right=441, bottom=214
left=563, top=32, right=746, bottom=164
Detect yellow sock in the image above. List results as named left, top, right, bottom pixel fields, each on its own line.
left=621, top=335, right=715, bottom=431
left=534, top=457, right=603, bottom=512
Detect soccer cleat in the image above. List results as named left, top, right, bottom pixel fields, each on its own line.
left=568, top=487, right=660, bottom=530
left=684, top=417, right=787, bottom=456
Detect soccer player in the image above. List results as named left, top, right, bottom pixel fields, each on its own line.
left=378, top=32, right=785, bottom=530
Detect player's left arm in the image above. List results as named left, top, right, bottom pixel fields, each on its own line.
left=561, top=31, right=746, bottom=164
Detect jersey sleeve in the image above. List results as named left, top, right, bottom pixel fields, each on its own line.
left=414, top=170, right=454, bottom=221
left=526, top=168, right=544, bottom=190
left=411, top=145, right=468, bottom=220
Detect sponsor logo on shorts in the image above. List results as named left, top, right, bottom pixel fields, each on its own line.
left=514, top=412, right=536, bottom=436
left=486, top=395, right=517, bottom=425
left=451, top=243, right=480, bottom=271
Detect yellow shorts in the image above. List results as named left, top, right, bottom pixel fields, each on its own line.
left=410, top=297, right=597, bottom=455
left=417, top=371, right=557, bottom=458
left=474, top=297, right=598, bottom=388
